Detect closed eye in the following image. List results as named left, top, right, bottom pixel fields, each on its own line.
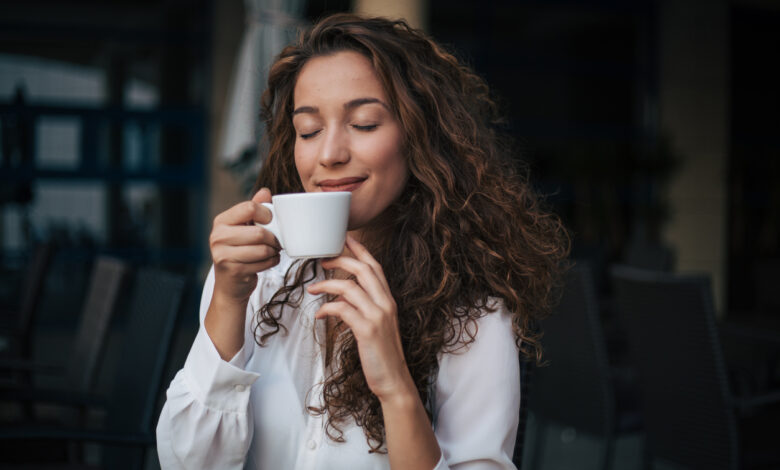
left=299, top=130, right=321, bottom=139
left=353, top=124, right=378, bottom=131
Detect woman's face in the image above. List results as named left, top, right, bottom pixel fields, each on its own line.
left=292, top=50, right=408, bottom=231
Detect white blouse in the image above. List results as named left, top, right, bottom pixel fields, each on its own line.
left=156, top=254, right=521, bottom=469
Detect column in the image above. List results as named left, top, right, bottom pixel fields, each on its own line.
left=353, top=0, right=428, bottom=30
left=659, top=0, right=729, bottom=314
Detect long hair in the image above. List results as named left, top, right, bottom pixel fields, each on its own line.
left=253, top=13, right=569, bottom=452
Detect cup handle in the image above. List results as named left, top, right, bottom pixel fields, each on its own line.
left=255, top=202, right=284, bottom=250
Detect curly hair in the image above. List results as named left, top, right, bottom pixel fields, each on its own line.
left=252, top=13, right=569, bottom=453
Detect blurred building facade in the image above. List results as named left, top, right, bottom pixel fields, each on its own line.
left=1, top=0, right=778, bottom=320
left=423, top=0, right=779, bottom=316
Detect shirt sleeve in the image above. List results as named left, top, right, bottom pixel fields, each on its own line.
left=156, top=266, right=263, bottom=470
left=433, top=301, right=521, bottom=469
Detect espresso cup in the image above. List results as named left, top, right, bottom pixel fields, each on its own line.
left=256, top=192, right=351, bottom=259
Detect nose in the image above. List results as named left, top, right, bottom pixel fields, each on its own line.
left=317, top=126, right=350, bottom=167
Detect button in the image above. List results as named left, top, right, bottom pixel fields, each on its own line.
left=234, top=384, right=246, bottom=392
left=307, top=439, right=317, bottom=450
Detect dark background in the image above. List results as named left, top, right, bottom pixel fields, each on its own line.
left=1, top=0, right=778, bottom=315
left=0, top=0, right=778, bottom=467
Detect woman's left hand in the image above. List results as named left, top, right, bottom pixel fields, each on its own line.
left=307, top=235, right=414, bottom=402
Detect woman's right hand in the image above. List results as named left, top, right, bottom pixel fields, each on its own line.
left=206, top=188, right=281, bottom=360
left=209, top=187, right=282, bottom=308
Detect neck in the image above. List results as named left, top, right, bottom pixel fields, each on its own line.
left=348, top=228, right=365, bottom=245
left=348, top=204, right=398, bottom=254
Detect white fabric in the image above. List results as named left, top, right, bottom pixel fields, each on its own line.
left=156, top=253, right=521, bottom=469
left=220, top=0, right=305, bottom=163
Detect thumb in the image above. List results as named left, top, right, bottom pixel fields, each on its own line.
left=252, top=187, right=272, bottom=204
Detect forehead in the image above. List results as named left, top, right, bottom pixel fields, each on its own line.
left=293, top=50, right=388, bottom=106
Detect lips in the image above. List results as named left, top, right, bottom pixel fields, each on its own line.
left=318, top=176, right=367, bottom=192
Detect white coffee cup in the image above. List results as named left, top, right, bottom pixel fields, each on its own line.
left=256, top=192, right=351, bottom=259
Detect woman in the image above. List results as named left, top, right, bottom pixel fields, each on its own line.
left=157, top=13, right=568, bottom=470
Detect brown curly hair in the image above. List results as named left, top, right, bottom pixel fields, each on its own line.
left=252, top=13, right=569, bottom=453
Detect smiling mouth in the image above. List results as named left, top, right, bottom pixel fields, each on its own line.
left=319, top=177, right=367, bottom=192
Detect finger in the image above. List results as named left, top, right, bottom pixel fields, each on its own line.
left=214, top=199, right=273, bottom=227
left=344, top=235, right=391, bottom=292
left=231, top=245, right=280, bottom=264
left=314, top=301, right=373, bottom=336
left=239, top=256, right=281, bottom=274
left=213, top=244, right=279, bottom=266
left=252, top=187, right=272, bottom=204
left=314, top=300, right=357, bottom=320
left=210, top=224, right=281, bottom=249
left=308, top=279, right=382, bottom=319
left=250, top=188, right=274, bottom=226
left=320, top=256, right=390, bottom=305
left=215, top=255, right=280, bottom=276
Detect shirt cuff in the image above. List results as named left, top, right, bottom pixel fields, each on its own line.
left=182, top=327, right=261, bottom=413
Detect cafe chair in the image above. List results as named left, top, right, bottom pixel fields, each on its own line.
left=0, top=256, right=127, bottom=394
left=513, top=356, right=535, bottom=468
left=611, top=265, right=780, bottom=470
left=527, top=263, right=643, bottom=470
left=753, top=259, right=780, bottom=315
left=0, top=241, right=54, bottom=364
left=0, top=266, right=186, bottom=470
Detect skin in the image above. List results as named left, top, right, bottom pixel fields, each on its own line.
left=205, top=50, right=440, bottom=469
left=292, top=51, right=409, bottom=230
left=205, top=187, right=280, bottom=362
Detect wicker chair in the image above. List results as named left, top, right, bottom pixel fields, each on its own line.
left=611, top=265, right=780, bottom=470
left=0, top=267, right=186, bottom=469
left=528, top=263, right=642, bottom=470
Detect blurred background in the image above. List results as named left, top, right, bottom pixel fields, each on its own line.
left=0, top=0, right=778, bottom=469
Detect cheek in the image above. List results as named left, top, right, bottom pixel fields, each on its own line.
left=367, top=155, right=407, bottom=207
left=375, top=139, right=407, bottom=189
left=389, top=160, right=409, bottom=197
left=293, top=145, right=315, bottom=190
left=357, top=128, right=402, bottom=169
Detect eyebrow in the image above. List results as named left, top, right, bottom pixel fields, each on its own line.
left=292, top=97, right=389, bottom=116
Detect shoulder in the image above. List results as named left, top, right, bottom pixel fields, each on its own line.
left=478, top=297, right=516, bottom=342
left=449, top=298, right=518, bottom=355
left=432, top=298, right=521, bottom=446
left=437, top=298, right=519, bottom=383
